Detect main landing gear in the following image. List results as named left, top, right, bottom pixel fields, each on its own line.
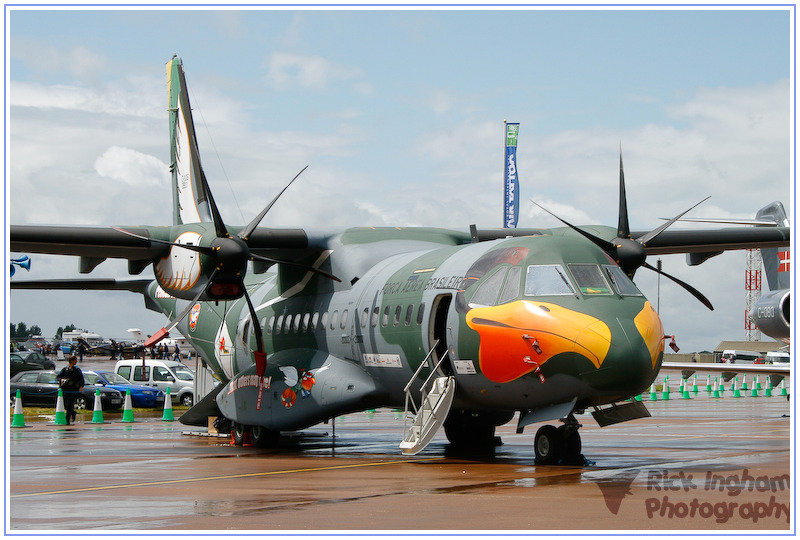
left=534, top=414, right=585, bottom=466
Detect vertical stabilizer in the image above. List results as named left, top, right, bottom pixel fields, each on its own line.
left=167, top=56, right=213, bottom=227
left=755, top=201, right=791, bottom=291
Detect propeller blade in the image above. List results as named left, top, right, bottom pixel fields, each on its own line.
left=636, top=196, right=711, bottom=246
left=241, top=284, right=268, bottom=377
left=617, top=146, right=631, bottom=239
left=643, top=261, right=714, bottom=310
left=238, top=165, right=309, bottom=241
left=110, top=226, right=214, bottom=256
left=531, top=200, right=616, bottom=252
left=142, top=268, right=219, bottom=348
left=249, top=252, right=341, bottom=282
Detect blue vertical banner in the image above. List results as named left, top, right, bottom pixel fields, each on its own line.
left=504, top=122, right=520, bottom=228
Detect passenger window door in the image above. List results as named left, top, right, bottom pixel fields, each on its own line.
left=133, top=366, right=150, bottom=382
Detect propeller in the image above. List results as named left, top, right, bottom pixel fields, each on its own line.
left=130, top=166, right=339, bottom=377
left=532, top=150, right=714, bottom=310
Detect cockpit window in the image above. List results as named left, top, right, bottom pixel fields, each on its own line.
left=470, top=267, right=508, bottom=306
left=603, top=265, right=644, bottom=296
left=497, top=266, right=522, bottom=305
left=568, top=264, right=612, bottom=295
left=524, top=265, right=575, bottom=296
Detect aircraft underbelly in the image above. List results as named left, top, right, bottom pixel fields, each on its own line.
left=216, top=350, right=384, bottom=431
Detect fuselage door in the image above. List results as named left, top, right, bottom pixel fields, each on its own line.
left=428, top=294, right=453, bottom=375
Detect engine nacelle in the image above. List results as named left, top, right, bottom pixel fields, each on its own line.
left=749, top=289, right=791, bottom=341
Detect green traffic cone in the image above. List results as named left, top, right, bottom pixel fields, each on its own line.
left=162, top=387, right=174, bottom=421
left=91, top=388, right=105, bottom=423
left=54, top=389, right=68, bottom=425
left=11, top=390, right=26, bottom=428
left=662, top=376, right=670, bottom=400
left=121, top=389, right=135, bottom=422
left=649, top=382, right=658, bottom=401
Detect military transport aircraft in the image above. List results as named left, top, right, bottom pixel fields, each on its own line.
left=10, top=56, right=791, bottom=465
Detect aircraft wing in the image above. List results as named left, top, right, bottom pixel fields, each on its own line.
left=661, top=361, right=790, bottom=378
left=630, top=226, right=790, bottom=255
left=10, top=225, right=167, bottom=273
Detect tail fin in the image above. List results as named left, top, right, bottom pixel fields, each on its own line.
left=166, top=55, right=213, bottom=227
left=755, top=201, right=790, bottom=291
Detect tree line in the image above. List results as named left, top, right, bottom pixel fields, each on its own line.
left=10, top=322, right=78, bottom=340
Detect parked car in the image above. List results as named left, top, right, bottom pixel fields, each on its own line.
left=10, top=353, right=44, bottom=377
left=82, top=370, right=165, bottom=408
left=15, top=350, right=56, bottom=370
left=115, top=359, right=195, bottom=406
left=9, top=370, right=124, bottom=410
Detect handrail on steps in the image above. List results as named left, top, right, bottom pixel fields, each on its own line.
left=402, top=341, right=449, bottom=437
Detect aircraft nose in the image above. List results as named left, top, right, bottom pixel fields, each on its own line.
left=594, top=302, right=664, bottom=396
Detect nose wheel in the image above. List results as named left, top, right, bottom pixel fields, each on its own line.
left=534, top=415, right=584, bottom=465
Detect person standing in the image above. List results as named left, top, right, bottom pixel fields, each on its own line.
left=58, top=356, right=85, bottom=425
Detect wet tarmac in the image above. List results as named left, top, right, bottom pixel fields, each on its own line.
left=7, top=371, right=793, bottom=533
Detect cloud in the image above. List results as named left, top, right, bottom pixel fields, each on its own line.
left=264, top=52, right=370, bottom=93
left=94, top=146, right=169, bottom=188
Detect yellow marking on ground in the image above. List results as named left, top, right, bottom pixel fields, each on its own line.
left=11, top=457, right=444, bottom=498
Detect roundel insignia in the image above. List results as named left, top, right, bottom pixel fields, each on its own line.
left=189, top=303, right=201, bottom=332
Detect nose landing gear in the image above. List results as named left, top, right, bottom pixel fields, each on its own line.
left=534, top=414, right=585, bottom=466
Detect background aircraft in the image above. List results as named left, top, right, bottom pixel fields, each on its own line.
left=10, top=57, right=790, bottom=465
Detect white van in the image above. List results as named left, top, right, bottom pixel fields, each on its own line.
left=720, top=350, right=763, bottom=364
left=115, top=359, right=195, bottom=406
left=766, top=351, right=790, bottom=364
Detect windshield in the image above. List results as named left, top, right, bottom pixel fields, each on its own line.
left=525, top=265, right=575, bottom=296
left=104, top=372, right=133, bottom=384
left=603, top=265, right=644, bottom=296
left=173, top=366, right=194, bottom=381
left=568, top=264, right=612, bottom=295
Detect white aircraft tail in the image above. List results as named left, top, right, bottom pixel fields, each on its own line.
left=166, top=56, right=214, bottom=228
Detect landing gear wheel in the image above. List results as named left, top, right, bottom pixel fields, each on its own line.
left=232, top=422, right=247, bottom=446
left=534, top=424, right=563, bottom=465
left=444, top=410, right=497, bottom=447
left=250, top=425, right=279, bottom=448
left=557, top=425, right=582, bottom=465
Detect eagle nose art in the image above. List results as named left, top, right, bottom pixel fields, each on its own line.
left=466, top=301, right=612, bottom=384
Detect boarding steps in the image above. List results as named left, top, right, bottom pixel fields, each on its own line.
left=399, top=341, right=456, bottom=455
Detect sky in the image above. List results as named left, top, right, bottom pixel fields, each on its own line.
left=5, top=6, right=794, bottom=355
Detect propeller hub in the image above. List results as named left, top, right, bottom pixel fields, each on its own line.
left=612, top=238, right=647, bottom=276
left=211, top=235, right=250, bottom=274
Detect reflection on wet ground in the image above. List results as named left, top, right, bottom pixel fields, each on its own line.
left=9, top=386, right=791, bottom=532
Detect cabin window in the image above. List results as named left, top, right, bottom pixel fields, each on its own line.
left=417, top=303, right=425, bottom=325
left=311, top=312, right=320, bottom=331
left=470, top=268, right=508, bottom=306
left=568, top=264, right=612, bottom=295
left=341, top=310, right=349, bottom=330
left=361, top=308, right=369, bottom=328
left=321, top=312, right=329, bottom=329
left=392, top=305, right=402, bottom=326
left=524, top=265, right=575, bottom=296
left=404, top=304, right=414, bottom=326
left=330, top=310, right=340, bottom=330
left=292, top=314, right=302, bottom=332
left=267, top=316, right=275, bottom=335
left=283, top=316, right=292, bottom=334
left=275, top=315, right=284, bottom=334
left=382, top=306, right=390, bottom=327
left=497, top=266, right=522, bottom=305
left=603, top=265, right=644, bottom=296
left=371, top=306, right=380, bottom=327
left=302, top=313, right=310, bottom=331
